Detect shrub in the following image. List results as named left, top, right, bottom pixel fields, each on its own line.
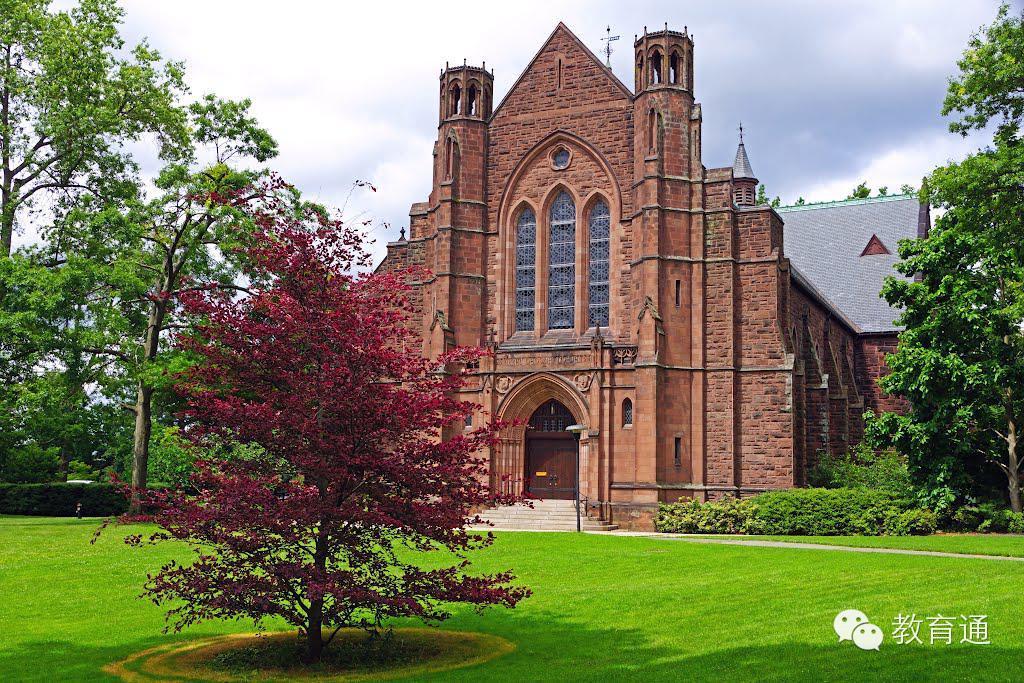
left=654, top=497, right=755, bottom=534
left=887, top=508, right=938, bottom=536
left=654, top=487, right=934, bottom=536
left=809, top=444, right=914, bottom=495
left=1007, top=512, right=1024, bottom=534
left=752, top=488, right=911, bottom=536
left=0, top=483, right=129, bottom=516
left=950, top=502, right=1016, bottom=533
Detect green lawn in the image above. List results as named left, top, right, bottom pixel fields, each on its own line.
left=1, top=516, right=1021, bottom=681
left=695, top=533, right=1024, bottom=558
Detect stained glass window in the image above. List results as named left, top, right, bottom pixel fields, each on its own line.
left=553, top=148, right=570, bottom=169
left=588, top=200, right=610, bottom=327
left=515, top=207, right=536, bottom=332
left=548, top=191, right=575, bottom=330
left=529, top=399, right=574, bottom=432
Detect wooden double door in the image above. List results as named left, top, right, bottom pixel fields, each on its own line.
left=524, top=399, right=577, bottom=500
left=525, top=435, right=576, bottom=499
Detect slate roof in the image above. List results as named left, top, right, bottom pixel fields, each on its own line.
left=778, top=194, right=922, bottom=333
left=733, top=141, right=756, bottom=180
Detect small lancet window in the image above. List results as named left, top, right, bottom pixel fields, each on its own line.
left=651, top=50, right=663, bottom=84
left=669, top=52, right=680, bottom=84
left=467, top=84, right=478, bottom=116
left=622, top=398, right=633, bottom=427
left=445, top=137, right=458, bottom=181
left=647, top=109, right=657, bottom=154
left=450, top=84, right=462, bottom=115
left=588, top=200, right=610, bottom=328
left=514, top=207, right=537, bottom=332
left=547, top=191, right=576, bottom=330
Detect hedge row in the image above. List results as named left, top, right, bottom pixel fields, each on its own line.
left=0, top=483, right=129, bottom=517
left=654, top=488, right=937, bottom=536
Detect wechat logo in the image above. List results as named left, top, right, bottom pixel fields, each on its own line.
left=834, top=609, right=883, bottom=651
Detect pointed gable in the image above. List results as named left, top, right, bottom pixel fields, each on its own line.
left=491, top=23, right=632, bottom=122
left=860, top=233, right=890, bottom=256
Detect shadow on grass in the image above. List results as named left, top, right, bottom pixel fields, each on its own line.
left=1, top=616, right=1017, bottom=682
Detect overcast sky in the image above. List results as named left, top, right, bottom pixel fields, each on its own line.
left=38, top=1, right=1016, bottom=262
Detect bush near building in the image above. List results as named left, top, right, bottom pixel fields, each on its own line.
left=654, top=488, right=937, bottom=536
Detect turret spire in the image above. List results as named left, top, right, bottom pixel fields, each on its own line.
left=732, top=123, right=758, bottom=206
left=733, top=123, right=755, bottom=180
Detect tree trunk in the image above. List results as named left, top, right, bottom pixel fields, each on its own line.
left=129, top=298, right=165, bottom=514
left=0, top=206, right=12, bottom=259
left=304, top=528, right=329, bottom=663
left=305, top=598, right=324, bottom=663
left=2, top=53, right=13, bottom=260
left=1008, top=419, right=1021, bottom=513
left=129, top=381, right=154, bottom=514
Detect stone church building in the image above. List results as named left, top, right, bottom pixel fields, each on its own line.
left=377, top=23, right=926, bottom=528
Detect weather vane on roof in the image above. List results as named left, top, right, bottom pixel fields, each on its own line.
left=738, top=121, right=745, bottom=143
left=602, top=25, right=620, bottom=68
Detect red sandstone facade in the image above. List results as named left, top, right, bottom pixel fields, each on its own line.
left=378, top=23, right=908, bottom=529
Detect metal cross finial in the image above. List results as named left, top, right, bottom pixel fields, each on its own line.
left=602, top=25, right=620, bottom=67
left=738, top=121, right=744, bottom=143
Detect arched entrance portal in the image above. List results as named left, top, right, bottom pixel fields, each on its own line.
left=524, top=399, right=577, bottom=499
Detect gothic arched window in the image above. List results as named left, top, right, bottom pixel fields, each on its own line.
left=588, top=200, right=610, bottom=327
left=449, top=84, right=461, bottom=115
left=444, top=137, right=458, bottom=181
left=650, top=49, right=663, bottom=84
left=467, top=83, right=478, bottom=116
left=622, top=398, right=633, bottom=426
left=669, top=51, right=681, bottom=84
left=547, top=191, right=576, bottom=330
left=514, top=207, right=537, bottom=332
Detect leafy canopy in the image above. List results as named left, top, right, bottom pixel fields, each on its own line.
left=126, top=185, right=528, bottom=662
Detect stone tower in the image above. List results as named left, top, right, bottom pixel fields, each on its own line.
left=631, top=25, right=703, bottom=486
left=420, top=63, right=494, bottom=360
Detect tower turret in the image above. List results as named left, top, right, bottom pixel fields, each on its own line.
left=633, top=24, right=693, bottom=93
left=416, top=61, right=492, bottom=361
left=439, top=62, right=492, bottom=123
left=629, top=24, right=702, bottom=490
left=732, top=125, right=757, bottom=206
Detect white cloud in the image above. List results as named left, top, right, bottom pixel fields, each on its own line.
left=796, top=132, right=983, bottom=203
left=13, top=0, right=1011, bottom=259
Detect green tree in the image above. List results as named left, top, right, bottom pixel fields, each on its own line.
left=943, top=3, right=1024, bottom=143
left=0, top=0, right=187, bottom=257
left=871, top=4, right=1024, bottom=512
left=0, top=3, right=277, bottom=499
left=847, top=182, right=871, bottom=199
left=755, top=183, right=781, bottom=208
left=44, top=97, right=277, bottom=509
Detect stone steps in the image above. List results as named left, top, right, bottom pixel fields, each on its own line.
left=474, top=501, right=618, bottom=532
